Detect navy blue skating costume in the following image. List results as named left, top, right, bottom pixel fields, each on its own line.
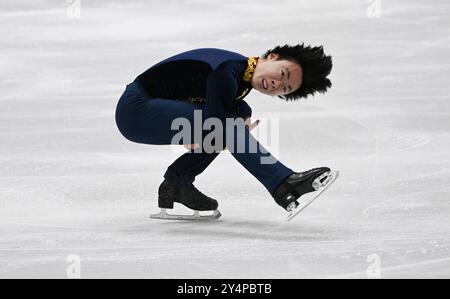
left=115, top=48, right=294, bottom=194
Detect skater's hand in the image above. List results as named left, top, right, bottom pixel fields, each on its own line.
left=244, top=117, right=260, bottom=131
left=183, top=143, right=200, bottom=150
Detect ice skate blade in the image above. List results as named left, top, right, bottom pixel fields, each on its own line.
left=287, top=170, right=339, bottom=222
left=150, top=209, right=222, bottom=221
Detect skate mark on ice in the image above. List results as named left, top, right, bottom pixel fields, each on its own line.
left=362, top=178, right=450, bottom=217
left=335, top=112, right=435, bottom=232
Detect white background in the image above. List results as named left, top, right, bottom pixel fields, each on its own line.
left=0, top=0, right=449, bottom=278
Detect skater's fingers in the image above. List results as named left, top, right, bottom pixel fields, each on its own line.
left=244, top=117, right=259, bottom=130
left=183, top=144, right=199, bottom=150
left=244, top=117, right=252, bottom=127
left=248, top=119, right=260, bottom=131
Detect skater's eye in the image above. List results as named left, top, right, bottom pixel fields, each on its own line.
left=282, top=68, right=292, bottom=93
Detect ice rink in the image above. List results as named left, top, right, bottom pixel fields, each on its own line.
left=1, top=0, right=449, bottom=278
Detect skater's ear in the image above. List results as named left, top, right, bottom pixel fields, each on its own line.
left=266, top=52, right=279, bottom=60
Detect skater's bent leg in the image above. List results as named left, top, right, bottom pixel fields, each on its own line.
left=164, top=151, right=220, bottom=185
left=116, top=83, right=222, bottom=185
left=116, top=83, right=207, bottom=145
left=164, top=101, right=254, bottom=185
left=224, top=122, right=294, bottom=194
left=161, top=108, right=294, bottom=193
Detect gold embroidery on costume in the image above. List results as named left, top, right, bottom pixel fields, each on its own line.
left=235, top=88, right=250, bottom=101
left=188, top=97, right=206, bottom=103
left=243, top=57, right=259, bottom=82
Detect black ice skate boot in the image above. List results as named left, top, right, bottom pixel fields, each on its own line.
left=151, top=180, right=221, bottom=221
left=272, top=167, right=337, bottom=216
left=177, top=183, right=219, bottom=211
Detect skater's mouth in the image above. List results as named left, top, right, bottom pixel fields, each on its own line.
left=262, top=78, right=268, bottom=90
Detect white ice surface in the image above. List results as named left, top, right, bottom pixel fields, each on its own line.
left=1, top=0, right=449, bottom=278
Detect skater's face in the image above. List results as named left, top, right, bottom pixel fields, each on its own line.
left=251, top=53, right=303, bottom=97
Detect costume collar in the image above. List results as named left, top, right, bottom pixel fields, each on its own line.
left=243, top=56, right=259, bottom=82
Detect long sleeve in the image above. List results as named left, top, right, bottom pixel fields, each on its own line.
left=204, top=61, right=242, bottom=122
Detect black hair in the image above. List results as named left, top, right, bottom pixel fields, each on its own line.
left=262, top=43, right=332, bottom=101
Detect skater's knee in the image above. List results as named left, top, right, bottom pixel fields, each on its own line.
left=115, top=112, right=163, bottom=145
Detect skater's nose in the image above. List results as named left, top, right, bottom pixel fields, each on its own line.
left=271, top=79, right=283, bottom=92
